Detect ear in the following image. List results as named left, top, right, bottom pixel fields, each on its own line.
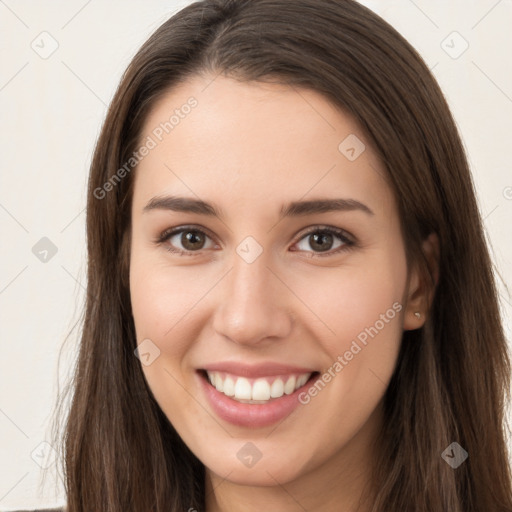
left=403, top=232, right=440, bottom=331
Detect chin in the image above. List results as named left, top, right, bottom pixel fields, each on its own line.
left=200, top=441, right=312, bottom=486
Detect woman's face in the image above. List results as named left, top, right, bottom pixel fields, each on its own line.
left=129, top=74, right=423, bottom=490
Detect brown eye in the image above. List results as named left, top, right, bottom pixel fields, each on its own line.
left=158, top=226, right=216, bottom=255
left=307, top=232, right=335, bottom=252
left=293, top=227, right=355, bottom=257
left=179, top=230, right=207, bottom=251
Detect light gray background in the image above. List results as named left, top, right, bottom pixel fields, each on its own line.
left=1, top=0, right=511, bottom=509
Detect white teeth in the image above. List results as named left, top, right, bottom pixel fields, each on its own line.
left=296, top=374, right=309, bottom=388
left=223, top=376, right=235, bottom=396
left=252, top=379, right=271, bottom=401
left=214, top=373, right=223, bottom=392
left=270, top=378, right=284, bottom=398
left=234, top=377, right=252, bottom=400
left=284, top=376, right=296, bottom=395
left=205, top=370, right=312, bottom=402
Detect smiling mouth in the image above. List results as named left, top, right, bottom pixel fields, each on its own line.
left=198, top=369, right=320, bottom=404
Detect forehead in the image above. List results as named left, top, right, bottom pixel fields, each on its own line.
left=133, top=74, right=393, bottom=219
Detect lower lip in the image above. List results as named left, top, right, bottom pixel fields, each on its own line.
left=197, top=371, right=318, bottom=428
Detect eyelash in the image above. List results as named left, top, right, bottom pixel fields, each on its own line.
left=155, top=225, right=356, bottom=258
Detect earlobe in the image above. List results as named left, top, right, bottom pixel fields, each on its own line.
left=403, top=232, right=440, bottom=331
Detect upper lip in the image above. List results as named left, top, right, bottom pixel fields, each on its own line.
left=200, top=361, right=318, bottom=378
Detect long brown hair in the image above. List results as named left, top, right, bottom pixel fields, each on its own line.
left=50, top=0, right=512, bottom=510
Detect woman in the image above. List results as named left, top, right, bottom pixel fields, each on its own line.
left=34, top=0, right=512, bottom=510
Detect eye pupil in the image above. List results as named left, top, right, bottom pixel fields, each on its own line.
left=182, top=230, right=205, bottom=250
left=310, top=233, right=333, bottom=252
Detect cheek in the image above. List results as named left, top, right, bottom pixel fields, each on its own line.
left=130, top=253, right=200, bottom=345
left=129, top=254, right=214, bottom=414
left=291, top=255, right=405, bottom=352
left=130, top=258, right=201, bottom=416
left=291, top=252, right=406, bottom=408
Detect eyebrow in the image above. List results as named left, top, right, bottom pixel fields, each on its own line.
left=142, top=195, right=374, bottom=219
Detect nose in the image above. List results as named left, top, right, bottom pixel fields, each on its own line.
left=212, top=245, right=294, bottom=347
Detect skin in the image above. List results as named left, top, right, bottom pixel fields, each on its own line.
left=129, top=74, right=439, bottom=512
